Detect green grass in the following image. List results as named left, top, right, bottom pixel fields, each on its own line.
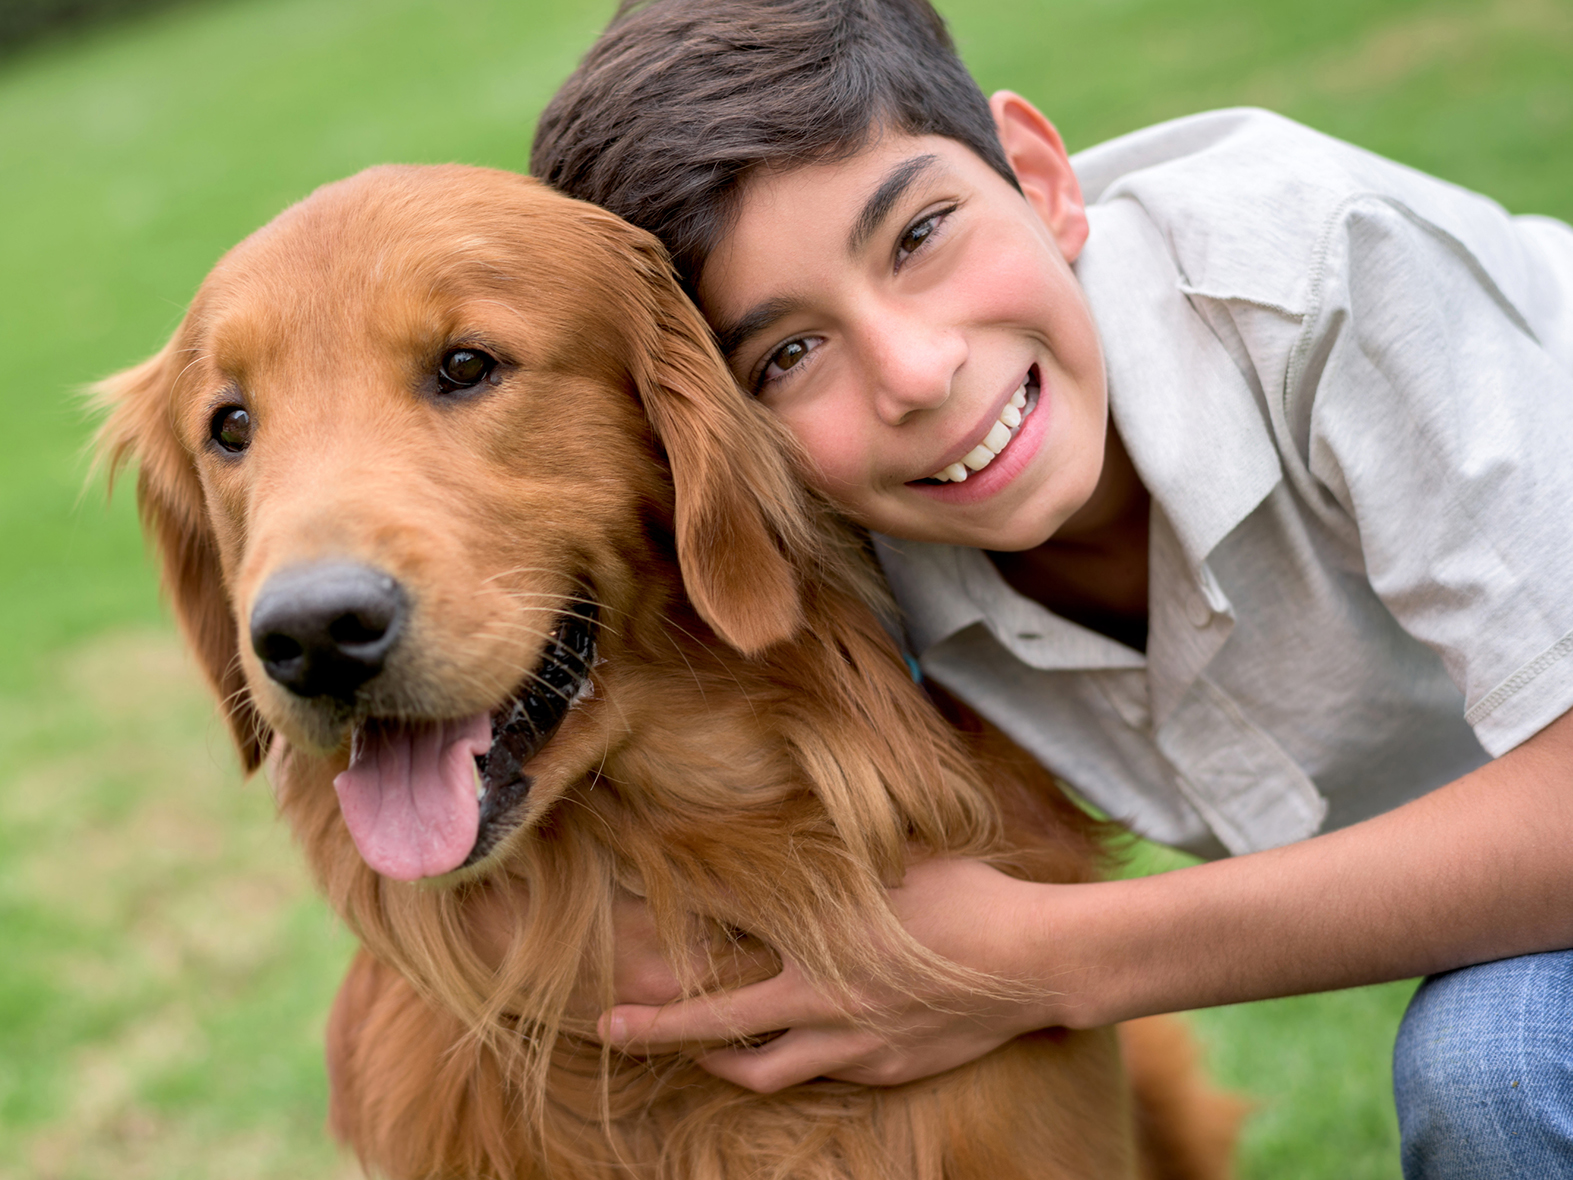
left=0, top=630, right=356, bottom=1178
left=1, top=0, right=1569, bottom=1174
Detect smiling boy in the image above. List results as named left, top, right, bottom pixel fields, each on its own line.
left=529, top=1, right=1573, bottom=1173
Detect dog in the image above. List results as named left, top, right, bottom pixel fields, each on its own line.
left=97, top=164, right=1242, bottom=1179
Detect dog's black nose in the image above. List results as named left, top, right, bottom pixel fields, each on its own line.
left=250, top=563, right=407, bottom=700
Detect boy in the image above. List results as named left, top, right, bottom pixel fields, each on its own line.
left=529, top=1, right=1573, bottom=1174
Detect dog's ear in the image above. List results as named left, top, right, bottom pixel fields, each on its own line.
left=94, top=342, right=272, bottom=772
left=623, top=247, right=812, bottom=655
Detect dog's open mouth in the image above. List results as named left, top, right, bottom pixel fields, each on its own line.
left=332, top=601, right=598, bottom=881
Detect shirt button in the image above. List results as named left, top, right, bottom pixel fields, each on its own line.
left=1186, top=593, right=1212, bottom=628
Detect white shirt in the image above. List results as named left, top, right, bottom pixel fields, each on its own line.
left=875, top=109, right=1573, bottom=858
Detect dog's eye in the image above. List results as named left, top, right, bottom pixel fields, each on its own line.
left=210, top=406, right=253, bottom=453
left=437, top=348, right=496, bottom=393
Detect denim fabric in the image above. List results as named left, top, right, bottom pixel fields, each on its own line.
left=1395, top=950, right=1573, bottom=1178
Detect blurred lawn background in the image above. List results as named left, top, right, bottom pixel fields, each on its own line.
left=1, top=0, right=1570, bottom=1176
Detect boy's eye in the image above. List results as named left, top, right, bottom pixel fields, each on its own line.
left=755, top=335, right=824, bottom=392
left=771, top=340, right=810, bottom=372
left=898, top=217, right=937, bottom=258
left=896, top=205, right=956, bottom=265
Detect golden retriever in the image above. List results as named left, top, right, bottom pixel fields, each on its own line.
left=97, top=164, right=1242, bottom=1179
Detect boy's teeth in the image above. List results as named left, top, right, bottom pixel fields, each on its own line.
left=962, top=444, right=995, bottom=472
left=924, top=378, right=1035, bottom=482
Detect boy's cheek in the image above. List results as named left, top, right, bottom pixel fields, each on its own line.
left=773, top=406, right=878, bottom=503
left=804, top=460, right=882, bottom=521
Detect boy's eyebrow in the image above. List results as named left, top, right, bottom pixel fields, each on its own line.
left=714, top=154, right=944, bottom=361
left=848, top=154, right=941, bottom=253
left=716, top=295, right=807, bottom=360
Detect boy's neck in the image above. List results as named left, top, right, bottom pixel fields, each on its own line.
left=987, top=423, right=1151, bottom=652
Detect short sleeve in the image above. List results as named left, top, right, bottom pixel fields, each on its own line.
left=1295, top=196, right=1573, bottom=756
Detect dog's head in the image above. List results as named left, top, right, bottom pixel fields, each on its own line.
left=97, top=165, right=820, bottom=883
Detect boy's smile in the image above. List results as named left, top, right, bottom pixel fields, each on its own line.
left=697, top=106, right=1110, bottom=552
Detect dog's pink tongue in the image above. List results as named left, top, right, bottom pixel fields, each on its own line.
left=333, top=714, right=493, bottom=881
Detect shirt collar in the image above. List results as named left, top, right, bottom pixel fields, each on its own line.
left=872, top=534, right=1145, bottom=671
left=1077, top=198, right=1283, bottom=572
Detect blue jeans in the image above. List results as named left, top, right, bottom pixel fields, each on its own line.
left=1395, top=950, right=1573, bottom=1178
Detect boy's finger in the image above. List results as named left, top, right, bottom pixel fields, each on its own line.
left=689, top=1028, right=830, bottom=1093
left=598, top=969, right=822, bottom=1052
left=690, top=1026, right=887, bottom=1094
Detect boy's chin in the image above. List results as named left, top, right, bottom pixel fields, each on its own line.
left=872, top=498, right=1074, bottom=552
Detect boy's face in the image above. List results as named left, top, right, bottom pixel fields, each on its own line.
left=698, top=104, right=1107, bottom=551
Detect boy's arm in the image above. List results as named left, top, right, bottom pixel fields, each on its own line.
left=598, top=706, right=1573, bottom=1093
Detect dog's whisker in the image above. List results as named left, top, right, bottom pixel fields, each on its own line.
left=474, top=602, right=625, bottom=645
left=656, top=613, right=763, bottom=718
left=658, top=622, right=708, bottom=705
left=477, top=565, right=592, bottom=587
left=469, top=620, right=561, bottom=644
left=172, top=348, right=216, bottom=390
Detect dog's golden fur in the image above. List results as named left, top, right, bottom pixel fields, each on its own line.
left=98, top=165, right=1242, bottom=1179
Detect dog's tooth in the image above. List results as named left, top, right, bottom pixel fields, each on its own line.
left=983, top=420, right=1011, bottom=453
left=1001, top=403, right=1022, bottom=429
left=473, top=760, right=486, bottom=800
left=962, top=444, right=995, bottom=472
left=944, top=462, right=969, bottom=482
left=1011, top=387, right=1027, bottom=410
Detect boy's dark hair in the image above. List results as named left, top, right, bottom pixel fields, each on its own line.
left=530, top=0, right=1017, bottom=294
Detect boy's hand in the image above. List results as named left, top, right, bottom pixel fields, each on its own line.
left=603, top=710, right=1573, bottom=1094
left=598, top=858, right=1069, bottom=1093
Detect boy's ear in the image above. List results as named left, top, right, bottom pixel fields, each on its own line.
left=94, top=343, right=272, bottom=772
left=990, top=90, right=1090, bottom=264
left=623, top=242, right=809, bottom=656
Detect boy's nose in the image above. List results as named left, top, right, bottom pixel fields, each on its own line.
left=865, top=320, right=967, bottom=425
